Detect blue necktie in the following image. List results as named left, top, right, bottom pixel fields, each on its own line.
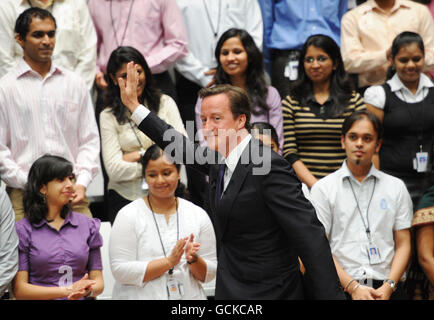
left=215, top=163, right=225, bottom=206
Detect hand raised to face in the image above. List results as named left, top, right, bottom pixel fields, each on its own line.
left=118, top=61, right=141, bottom=113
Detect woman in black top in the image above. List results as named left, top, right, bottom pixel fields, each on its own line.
left=365, top=31, right=434, bottom=207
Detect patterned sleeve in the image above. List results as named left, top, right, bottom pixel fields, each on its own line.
left=282, top=96, right=300, bottom=164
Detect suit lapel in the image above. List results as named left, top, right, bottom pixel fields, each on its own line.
left=213, top=141, right=254, bottom=241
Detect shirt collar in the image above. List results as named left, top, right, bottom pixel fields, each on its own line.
left=306, top=92, right=335, bottom=105
left=340, top=160, right=381, bottom=183
left=388, top=73, right=433, bottom=95
left=32, top=210, right=78, bottom=229
left=362, top=0, right=409, bottom=15
left=224, top=134, right=252, bottom=172
left=16, top=58, right=63, bottom=79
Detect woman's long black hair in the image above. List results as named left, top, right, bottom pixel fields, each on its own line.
left=23, top=155, right=73, bottom=224
left=290, top=34, right=354, bottom=116
left=214, top=28, right=269, bottom=116
left=103, top=46, right=161, bottom=124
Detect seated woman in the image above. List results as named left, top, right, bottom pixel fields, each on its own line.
left=195, top=28, right=283, bottom=154
left=282, top=34, right=365, bottom=188
left=109, top=145, right=217, bottom=300
left=13, top=155, right=104, bottom=300
left=365, top=31, right=434, bottom=207
left=411, top=185, right=434, bottom=300
left=100, top=46, right=187, bottom=224
left=251, top=122, right=280, bottom=154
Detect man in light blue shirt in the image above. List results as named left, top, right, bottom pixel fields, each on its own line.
left=258, top=0, right=347, bottom=98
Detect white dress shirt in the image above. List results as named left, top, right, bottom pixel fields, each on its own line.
left=109, top=197, right=217, bottom=300
left=0, top=0, right=97, bottom=90
left=310, top=161, right=413, bottom=281
left=175, top=0, right=263, bottom=87
left=364, top=73, right=434, bottom=109
left=100, top=95, right=187, bottom=201
left=0, top=187, right=18, bottom=296
left=0, top=59, right=100, bottom=189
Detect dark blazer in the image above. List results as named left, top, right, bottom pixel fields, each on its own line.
left=137, top=110, right=345, bottom=300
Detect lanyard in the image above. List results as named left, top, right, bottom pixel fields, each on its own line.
left=148, top=196, right=179, bottom=275
left=110, top=0, right=135, bottom=47
left=347, top=176, right=376, bottom=242
left=400, top=88, right=426, bottom=148
left=128, top=118, right=145, bottom=149
left=202, top=0, right=222, bottom=38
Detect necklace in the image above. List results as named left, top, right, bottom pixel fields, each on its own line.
left=202, top=0, right=222, bottom=38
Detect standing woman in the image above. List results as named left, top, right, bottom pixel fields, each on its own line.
left=109, top=145, right=217, bottom=300
left=195, top=28, right=283, bottom=154
left=282, top=34, right=365, bottom=188
left=13, top=155, right=104, bottom=300
left=100, top=46, right=187, bottom=224
left=365, top=32, right=434, bottom=300
left=364, top=31, right=434, bottom=207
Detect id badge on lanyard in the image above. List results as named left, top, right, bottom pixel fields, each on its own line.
left=166, top=274, right=184, bottom=300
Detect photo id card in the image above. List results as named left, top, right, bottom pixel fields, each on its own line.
left=416, top=152, right=429, bottom=173
left=166, top=277, right=183, bottom=300
left=366, top=244, right=382, bottom=265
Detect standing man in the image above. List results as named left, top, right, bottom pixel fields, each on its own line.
left=174, top=0, right=263, bottom=208
left=259, top=0, right=347, bottom=98
left=341, top=0, right=434, bottom=92
left=310, top=111, right=412, bottom=300
left=118, top=62, right=345, bottom=299
left=0, top=0, right=97, bottom=90
left=0, top=7, right=100, bottom=220
left=88, top=0, right=188, bottom=105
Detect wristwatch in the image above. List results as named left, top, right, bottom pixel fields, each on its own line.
left=138, top=148, right=145, bottom=157
left=383, top=279, right=397, bottom=291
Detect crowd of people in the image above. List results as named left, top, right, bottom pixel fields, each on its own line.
left=0, top=0, right=433, bottom=301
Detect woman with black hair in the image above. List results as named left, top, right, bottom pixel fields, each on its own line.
left=365, top=31, right=434, bottom=300
left=195, top=28, right=283, bottom=154
left=365, top=31, right=434, bottom=206
left=109, top=145, right=217, bottom=300
left=99, top=46, right=187, bottom=224
left=282, top=34, right=365, bottom=188
left=13, top=155, right=104, bottom=300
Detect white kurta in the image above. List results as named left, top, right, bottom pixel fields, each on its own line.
left=109, top=197, right=217, bottom=300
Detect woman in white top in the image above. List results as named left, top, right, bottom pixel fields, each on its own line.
left=109, top=145, right=217, bottom=300
left=100, top=46, right=187, bottom=224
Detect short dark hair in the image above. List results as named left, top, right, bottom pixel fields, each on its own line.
left=342, top=110, right=383, bottom=140
left=23, top=155, right=73, bottom=224
left=198, top=84, right=251, bottom=129
left=251, top=122, right=279, bottom=149
left=140, top=144, right=186, bottom=198
left=15, top=7, right=56, bottom=40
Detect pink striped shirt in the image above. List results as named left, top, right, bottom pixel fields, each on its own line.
left=0, top=59, right=100, bottom=189
left=88, top=0, right=189, bottom=74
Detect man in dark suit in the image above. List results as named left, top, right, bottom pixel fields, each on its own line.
left=118, top=61, right=345, bottom=299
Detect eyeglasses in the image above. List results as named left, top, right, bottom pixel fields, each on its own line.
left=304, top=56, right=330, bottom=64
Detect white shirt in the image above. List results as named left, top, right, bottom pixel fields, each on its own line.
left=221, top=134, right=252, bottom=192
left=0, top=59, right=100, bottom=189
left=174, top=0, right=263, bottom=87
left=310, top=161, right=413, bottom=281
left=364, top=73, right=434, bottom=109
left=109, top=197, right=217, bottom=300
left=0, top=0, right=97, bottom=90
left=0, top=188, right=18, bottom=296
left=100, top=95, right=187, bottom=201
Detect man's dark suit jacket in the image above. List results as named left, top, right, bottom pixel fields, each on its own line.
left=137, top=110, right=345, bottom=300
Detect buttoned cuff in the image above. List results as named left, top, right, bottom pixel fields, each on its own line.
left=131, top=105, right=150, bottom=126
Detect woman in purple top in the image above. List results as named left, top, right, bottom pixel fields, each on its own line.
left=13, top=155, right=104, bottom=300
left=195, top=28, right=283, bottom=154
